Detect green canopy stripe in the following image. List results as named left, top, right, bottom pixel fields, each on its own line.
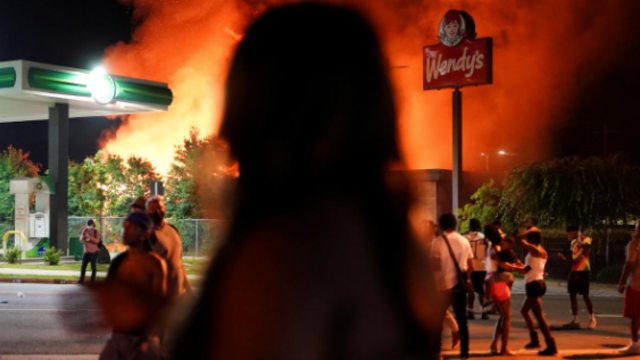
left=0, top=67, right=17, bottom=88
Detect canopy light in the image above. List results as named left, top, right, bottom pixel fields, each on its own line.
left=0, top=60, right=172, bottom=122
left=87, top=67, right=116, bottom=104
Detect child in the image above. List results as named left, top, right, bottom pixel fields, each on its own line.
left=617, top=221, right=640, bottom=355
left=98, top=212, right=168, bottom=360
left=519, top=227, right=557, bottom=356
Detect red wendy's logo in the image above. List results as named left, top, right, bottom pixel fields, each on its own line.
left=424, top=10, right=491, bottom=90
left=438, top=10, right=477, bottom=47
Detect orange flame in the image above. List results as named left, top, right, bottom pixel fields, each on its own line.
left=101, top=0, right=628, bottom=175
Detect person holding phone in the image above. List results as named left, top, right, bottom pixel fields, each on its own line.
left=80, top=219, right=100, bottom=283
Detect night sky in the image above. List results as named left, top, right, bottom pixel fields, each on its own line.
left=0, top=0, right=132, bottom=169
left=1, top=0, right=640, bottom=170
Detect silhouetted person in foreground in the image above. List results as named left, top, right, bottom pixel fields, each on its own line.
left=171, top=3, right=438, bottom=359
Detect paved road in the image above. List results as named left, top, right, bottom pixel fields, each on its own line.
left=0, top=283, right=108, bottom=356
left=443, top=281, right=633, bottom=359
left=0, top=281, right=633, bottom=359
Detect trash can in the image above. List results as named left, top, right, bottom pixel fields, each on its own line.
left=69, top=237, right=83, bottom=260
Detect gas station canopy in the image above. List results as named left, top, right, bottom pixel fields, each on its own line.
left=0, top=60, right=172, bottom=122
left=0, top=60, right=173, bottom=253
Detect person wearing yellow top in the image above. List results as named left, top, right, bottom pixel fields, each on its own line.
left=562, top=225, right=596, bottom=329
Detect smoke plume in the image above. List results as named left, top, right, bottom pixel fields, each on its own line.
left=102, top=0, right=629, bottom=174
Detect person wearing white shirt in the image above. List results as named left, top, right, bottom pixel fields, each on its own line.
left=431, top=213, right=473, bottom=359
left=465, top=218, right=489, bottom=320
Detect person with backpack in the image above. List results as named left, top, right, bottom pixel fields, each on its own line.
left=79, top=219, right=101, bottom=283
left=465, top=218, right=489, bottom=319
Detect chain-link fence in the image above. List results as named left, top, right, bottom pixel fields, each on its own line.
left=520, top=226, right=635, bottom=283
left=69, top=216, right=227, bottom=257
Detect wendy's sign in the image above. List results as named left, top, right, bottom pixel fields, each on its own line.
left=423, top=10, right=492, bottom=90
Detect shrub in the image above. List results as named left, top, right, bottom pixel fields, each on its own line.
left=44, top=247, right=62, bottom=265
left=6, top=248, right=21, bottom=264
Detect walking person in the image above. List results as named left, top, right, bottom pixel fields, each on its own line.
left=617, top=221, right=640, bottom=355
left=485, top=225, right=524, bottom=356
left=432, top=213, right=473, bottom=359
left=562, top=225, right=597, bottom=329
left=79, top=219, right=100, bottom=283
left=519, top=227, right=557, bottom=356
left=465, top=218, right=489, bottom=320
left=99, top=212, right=168, bottom=360
left=417, top=219, right=460, bottom=351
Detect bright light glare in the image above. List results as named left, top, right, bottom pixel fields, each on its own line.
left=497, top=150, right=507, bottom=156
left=87, top=67, right=116, bottom=104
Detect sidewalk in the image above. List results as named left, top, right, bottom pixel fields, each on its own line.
left=0, top=268, right=201, bottom=282
left=0, top=356, right=97, bottom=360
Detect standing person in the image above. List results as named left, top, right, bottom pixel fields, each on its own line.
left=432, top=213, right=473, bottom=359
left=519, top=227, right=557, bottom=356
left=465, top=218, right=489, bottom=320
left=99, top=212, right=168, bottom=360
left=146, top=196, right=188, bottom=298
left=170, top=4, right=437, bottom=358
left=485, top=225, right=524, bottom=356
left=617, top=221, right=640, bottom=355
left=79, top=219, right=100, bottom=284
left=562, top=224, right=597, bottom=329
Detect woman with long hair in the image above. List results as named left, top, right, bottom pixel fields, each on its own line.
left=171, top=4, right=437, bottom=358
left=485, top=225, right=524, bottom=356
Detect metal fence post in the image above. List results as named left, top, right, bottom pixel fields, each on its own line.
left=195, top=219, right=199, bottom=257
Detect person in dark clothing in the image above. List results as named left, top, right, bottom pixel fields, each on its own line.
left=170, top=3, right=437, bottom=359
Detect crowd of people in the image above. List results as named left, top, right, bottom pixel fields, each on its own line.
left=424, top=213, right=640, bottom=358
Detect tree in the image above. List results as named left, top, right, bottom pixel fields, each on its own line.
left=165, top=128, right=236, bottom=219
left=456, top=179, right=501, bottom=233
left=68, top=152, right=161, bottom=218
left=0, top=146, right=40, bottom=232
left=499, top=156, right=640, bottom=228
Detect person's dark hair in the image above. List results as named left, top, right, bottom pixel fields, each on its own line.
left=484, top=224, right=502, bottom=246
left=439, top=213, right=457, bottom=231
left=126, top=212, right=151, bottom=233
left=130, top=196, right=147, bottom=211
left=469, top=218, right=481, bottom=232
left=566, top=224, right=579, bottom=232
left=87, top=219, right=95, bottom=227
left=526, top=230, right=542, bottom=245
left=491, top=219, right=502, bottom=228
left=173, top=3, right=429, bottom=358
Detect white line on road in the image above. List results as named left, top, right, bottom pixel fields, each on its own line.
left=596, top=313, right=624, bottom=318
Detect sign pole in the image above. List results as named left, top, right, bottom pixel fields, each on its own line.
left=422, top=9, right=492, bottom=214
left=48, top=103, right=69, bottom=254
left=452, top=87, right=462, bottom=212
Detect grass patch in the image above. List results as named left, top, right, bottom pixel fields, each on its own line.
left=0, top=263, right=110, bottom=272
left=0, top=257, right=209, bottom=275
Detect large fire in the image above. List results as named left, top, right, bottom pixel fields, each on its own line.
left=102, top=0, right=628, bottom=175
